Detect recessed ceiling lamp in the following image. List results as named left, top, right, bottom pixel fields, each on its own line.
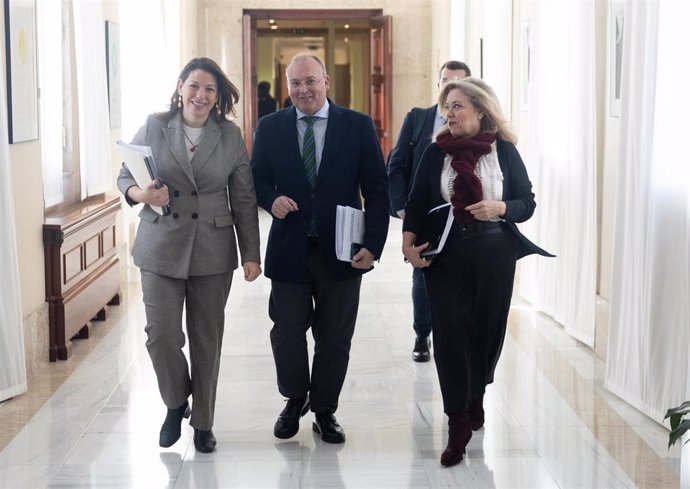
left=269, top=19, right=275, bottom=24
left=344, top=24, right=350, bottom=29
left=270, top=25, right=278, bottom=30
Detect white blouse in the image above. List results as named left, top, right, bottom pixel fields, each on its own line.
left=183, top=124, right=204, bottom=161
left=440, top=142, right=504, bottom=222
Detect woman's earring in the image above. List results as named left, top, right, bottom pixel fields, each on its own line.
left=216, top=102, right=221, bottom=116
left=177, top=94, right=182, bottom=108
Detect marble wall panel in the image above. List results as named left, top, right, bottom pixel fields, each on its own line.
left=22, top=304, right=50, bottom=382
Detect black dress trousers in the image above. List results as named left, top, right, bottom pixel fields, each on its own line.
left=268, top=240, right=362, bottom=414
left=423, top=227, right=518, bottom=414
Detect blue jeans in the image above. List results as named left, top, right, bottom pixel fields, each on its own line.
left=412, top=267, right=432, bottom=338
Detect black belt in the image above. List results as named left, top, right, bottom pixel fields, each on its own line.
left=449, top=221, right=504, bottom=239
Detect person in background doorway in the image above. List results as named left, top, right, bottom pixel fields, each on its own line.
left=251, top=53, right=389, bottom=445
left=402, top=78, right=553, bottom=467
left=387, top=60, right=471, bottom=363
left=258, top=80, right=278, bottom=119
left=117, top=57, right=261, bottom=454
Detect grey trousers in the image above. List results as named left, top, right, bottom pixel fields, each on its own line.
left=140, top=269, right=232, bottom=430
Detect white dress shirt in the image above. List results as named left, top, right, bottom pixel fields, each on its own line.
left=296, top=100, right=330, bottom=172
left=432, top=105, right=446, bottom=136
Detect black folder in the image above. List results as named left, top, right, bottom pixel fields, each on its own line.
left=414, top=202, right=454, bottom=258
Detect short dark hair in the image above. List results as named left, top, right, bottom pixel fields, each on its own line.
left=258, top=81, right=271, bottom=93
left=438, top=60, right=471, bottom=79
left=160, top=57, right=240, bottom=122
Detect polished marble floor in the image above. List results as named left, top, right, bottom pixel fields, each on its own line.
left=0, top=215, right=682, bottom=488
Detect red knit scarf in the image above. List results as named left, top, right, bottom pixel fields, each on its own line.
left=435, top=131, right=496, bottom=223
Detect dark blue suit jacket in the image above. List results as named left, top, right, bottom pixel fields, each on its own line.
left=387, top=105, right=438, bottom=215
left=251, top=101, right=390, bottom=282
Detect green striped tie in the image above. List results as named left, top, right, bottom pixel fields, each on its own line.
left=302, top=116, right=317, bottom=188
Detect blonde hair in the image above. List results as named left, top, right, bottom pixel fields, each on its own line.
left=436, top=78, right=517, bottom=144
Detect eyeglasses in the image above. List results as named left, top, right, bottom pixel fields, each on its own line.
left=289, top=77, right=324, bottom=89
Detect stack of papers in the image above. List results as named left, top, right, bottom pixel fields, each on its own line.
left=116, top=140, right=169, bottom=216
left=335, top=205, right=365, bottom=261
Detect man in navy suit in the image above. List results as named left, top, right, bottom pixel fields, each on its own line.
left=251, top=53, right=389, bottom=444
left=387, top=61, right=470, bottom=363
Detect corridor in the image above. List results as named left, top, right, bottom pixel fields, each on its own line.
left=0, top=215, right=681, bottom=488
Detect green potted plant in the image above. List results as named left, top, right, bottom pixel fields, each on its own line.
left=665, top=401, right=690, bottom=488
left=665, top=401, right=690, bottom=448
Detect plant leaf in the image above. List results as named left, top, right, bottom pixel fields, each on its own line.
left=664, top=401, right=690, bottom=419
left=670, top=413, right=681, bottom=431
left=668, top=418, right=690, bottom=448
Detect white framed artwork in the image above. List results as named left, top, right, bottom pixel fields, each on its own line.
left=3, top=0, right=39, bottom=143
left=610, top=1, right=624, bottom=117
left=105, top=20, right=121, bottom=128
left=520, top=20, right=533, bottom=110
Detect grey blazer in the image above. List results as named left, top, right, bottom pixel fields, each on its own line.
left=117, top=113, right=260, bottom=279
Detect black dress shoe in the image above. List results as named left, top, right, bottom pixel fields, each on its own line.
left=159, top=400, right=191, bottom=448
left=194, top=429, right=217, bottom=453
left=312, top=412, right=346, bottom=444
left=274, top=397, right=310, bottom=439
left=412, top=336, right=431, bottom=362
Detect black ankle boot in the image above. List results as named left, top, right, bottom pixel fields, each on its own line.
left=159, top=401, right=191, bottom=448
left=194, top=429, right=217, bottom=453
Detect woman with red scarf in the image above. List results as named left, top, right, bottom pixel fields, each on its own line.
left=402, top=78, right=553, bottom=467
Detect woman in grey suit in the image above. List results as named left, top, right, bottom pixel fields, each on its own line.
left=117, top=58, right=261, bottom=453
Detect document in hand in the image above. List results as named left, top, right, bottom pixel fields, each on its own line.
left=335, top=205, right=365, bottom=261
left=116, top=140, right=169, bottom=216
left=414, top=202, right=454, bottom=258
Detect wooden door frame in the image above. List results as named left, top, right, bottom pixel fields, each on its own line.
left=242, top=9, right=386, bottom=153
left=370, top=14, right=393, bottom=155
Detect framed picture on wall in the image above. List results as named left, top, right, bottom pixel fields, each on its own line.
left=610, top=1, right=624, bottom=117
left=520, top=20, right=532, bottom=110
left=105, top=20, right=121, bottom=128
left=3, top=0, right=39, bottom=143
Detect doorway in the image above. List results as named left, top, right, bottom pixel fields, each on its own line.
left=242, top=9, right=392, bottom=155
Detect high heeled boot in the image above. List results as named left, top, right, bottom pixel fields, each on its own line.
left=440, top=412, right=472, bottom=467
left=468, top=393, right=485, bottom=431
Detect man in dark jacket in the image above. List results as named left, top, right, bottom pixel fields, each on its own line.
left=252, top=53, right=389, bottom=444
left=257, top=81, right=277, bottom=119
left=387, top=60, right=470, bottom=362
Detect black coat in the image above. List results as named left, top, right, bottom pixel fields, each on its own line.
left=403, top=139, right=554, bottom=260
left=387, top=105, right=437, bottom=214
